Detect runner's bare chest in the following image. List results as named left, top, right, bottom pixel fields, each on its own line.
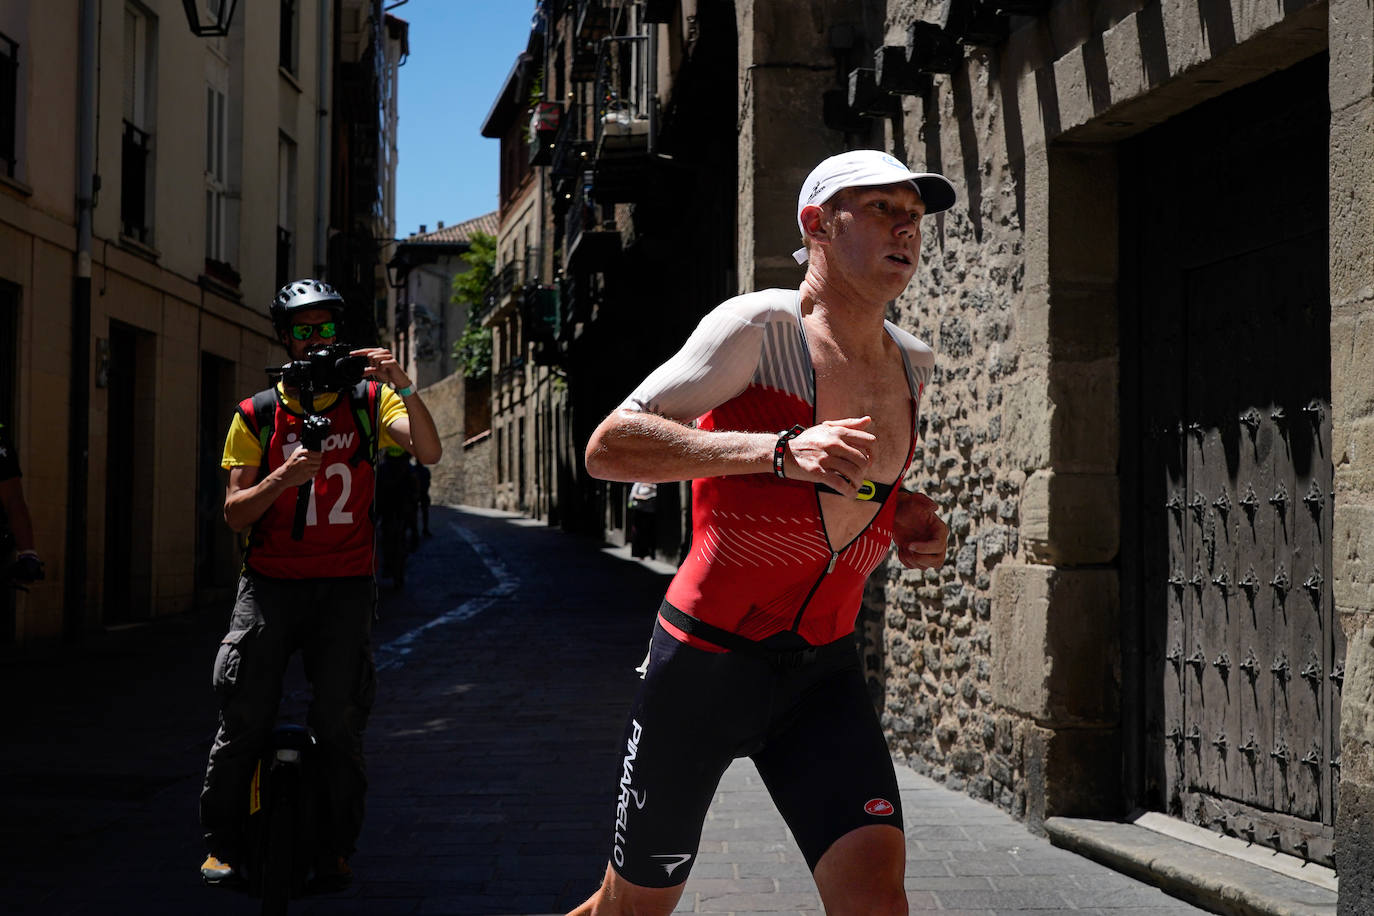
left=806, top=321, right=913, bottom=547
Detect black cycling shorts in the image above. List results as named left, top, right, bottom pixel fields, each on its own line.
left=605, top=614, right=903, bottom=888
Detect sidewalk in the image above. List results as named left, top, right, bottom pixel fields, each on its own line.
left=0, top=506, right=1214, bottom=915
left=685, top=760, right=1210, bottom=915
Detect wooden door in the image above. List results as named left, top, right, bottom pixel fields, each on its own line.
left=1122, top=53, right=1339, bottom=864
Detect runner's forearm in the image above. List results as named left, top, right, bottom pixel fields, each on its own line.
left=585, top=409, right=772, bottom=483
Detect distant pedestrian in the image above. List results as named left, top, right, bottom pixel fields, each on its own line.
left=573, top=150, right=954, bottom=915
left=377, top=446, right=416, bottom=583
left=0, top=420, right=43, bottom=587
left=411, top=460, right=432, bottom=541
left=626, top=482, right=657, bottom=559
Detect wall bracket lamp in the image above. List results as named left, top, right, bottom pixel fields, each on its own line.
left=181, top=0, right=240, bottom=37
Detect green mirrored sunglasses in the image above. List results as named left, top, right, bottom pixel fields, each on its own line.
left=290, top=321, right=337, bottom=341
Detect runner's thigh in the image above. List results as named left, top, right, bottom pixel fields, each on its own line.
left=751, top=659, right=903, bottom=870
left=608, top=622, right=770, bottom=888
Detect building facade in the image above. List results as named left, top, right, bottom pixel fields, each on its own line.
left=387, top=212, right=499, bottom=508
left=0, top=0, right=402, bottom=645
left=481, top=44, right=559, bottom=519
left=389, top=214, right=498, bottom=389
left=501, top=0, right=1374, bottom=906
left=482, top=0, right=738, bottom=544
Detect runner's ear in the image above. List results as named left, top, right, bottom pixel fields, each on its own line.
left=799, top=204, right=829, bottom=242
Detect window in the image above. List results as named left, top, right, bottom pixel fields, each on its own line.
left=279, top=0, right=298, bottom=74
left=276, top=135, right=297, bottom=288
left=0, top=31, right=17, bottom=180
left=518, top=416, right=526, bottom=502
left=203, top=61, right=240, bottom=284
left=0, top=280, right=17, bottom=431
left=121, top=5, right=156, bottom=243
left=204, top=82, right=227, bottom=263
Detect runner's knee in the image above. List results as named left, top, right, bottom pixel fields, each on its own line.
left=813, top=824, right=906, bottom=916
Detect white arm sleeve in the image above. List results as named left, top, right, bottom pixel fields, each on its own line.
left=620, top=300, right=766, bottom=423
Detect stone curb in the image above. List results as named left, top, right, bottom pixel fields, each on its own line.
left=1045, top=817, right=1338, bottom=916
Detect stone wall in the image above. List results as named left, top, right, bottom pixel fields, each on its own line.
left=457, top=434, right=495, bottom=510
left=1329, top=0, right=1374, bottom=904
left=422, top=371, right=494, bottom=509
left=874, top=78, right=1037, bottom=814
left=737, top=0, right=889, bottom=294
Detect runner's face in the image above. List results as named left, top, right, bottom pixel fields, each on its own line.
left=824, top=183, right=926, bottom=292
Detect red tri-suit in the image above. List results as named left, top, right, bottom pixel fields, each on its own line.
left=624, top=288, right=932, bottom=646
left=602, top=287, right=936, bottom=888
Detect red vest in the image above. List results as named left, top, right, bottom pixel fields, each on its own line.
left=242, top=385, right=379, bottom=579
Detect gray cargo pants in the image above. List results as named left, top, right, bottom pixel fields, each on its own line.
left=199, top=570, right=377, bottom=864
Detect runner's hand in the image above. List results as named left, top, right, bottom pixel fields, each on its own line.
left=783, top=417, right=877, bottom=498
left=893, top=490, right=948, bottom=570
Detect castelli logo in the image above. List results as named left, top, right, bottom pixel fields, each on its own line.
left=864, top=798, right=895, bottom=816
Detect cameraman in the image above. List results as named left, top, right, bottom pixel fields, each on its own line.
left=0, top=420, right=44, bottom=587
left=199, top=280, right=440, bottom=889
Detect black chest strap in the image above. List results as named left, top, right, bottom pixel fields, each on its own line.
left=658, top=601, right=842, bottom=670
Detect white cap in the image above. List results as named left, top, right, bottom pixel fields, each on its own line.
left=792, top=149, right=956, bottom=264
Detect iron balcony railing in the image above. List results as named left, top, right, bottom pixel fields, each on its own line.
left=564, top=173, right=594, bottom=258
left=563, top=173, right=623, bottom=273
left=523, top=283, right=561, bottom=350
left=575, top=0, right=612, bottom=40
left=479, top=247, right=544, bottom=326
left=592, top=35, right=652, bottom=158
left=550, top=102, right=587, bottom=181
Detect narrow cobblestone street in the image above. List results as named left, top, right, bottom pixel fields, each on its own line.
left=1, top=506, right=1212, bottom=915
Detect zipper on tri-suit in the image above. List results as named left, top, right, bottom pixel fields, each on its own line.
left=790, top=548, right=842, bottom=632
left=788, top=399, right=919, bottom=635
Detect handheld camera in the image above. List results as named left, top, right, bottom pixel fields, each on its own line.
left=270, top=343, right=369, bottom=407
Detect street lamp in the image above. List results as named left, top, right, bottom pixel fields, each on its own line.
left=181, top=0, right=240, bottom=37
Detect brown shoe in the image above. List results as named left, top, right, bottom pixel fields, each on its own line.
left=309, top=855, right=353, bottom=892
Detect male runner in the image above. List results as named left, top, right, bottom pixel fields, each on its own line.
left=572, top=149, right=954, bottom=915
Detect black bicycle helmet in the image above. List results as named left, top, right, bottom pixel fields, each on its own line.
left=270, top=279, right=346, bottom=336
